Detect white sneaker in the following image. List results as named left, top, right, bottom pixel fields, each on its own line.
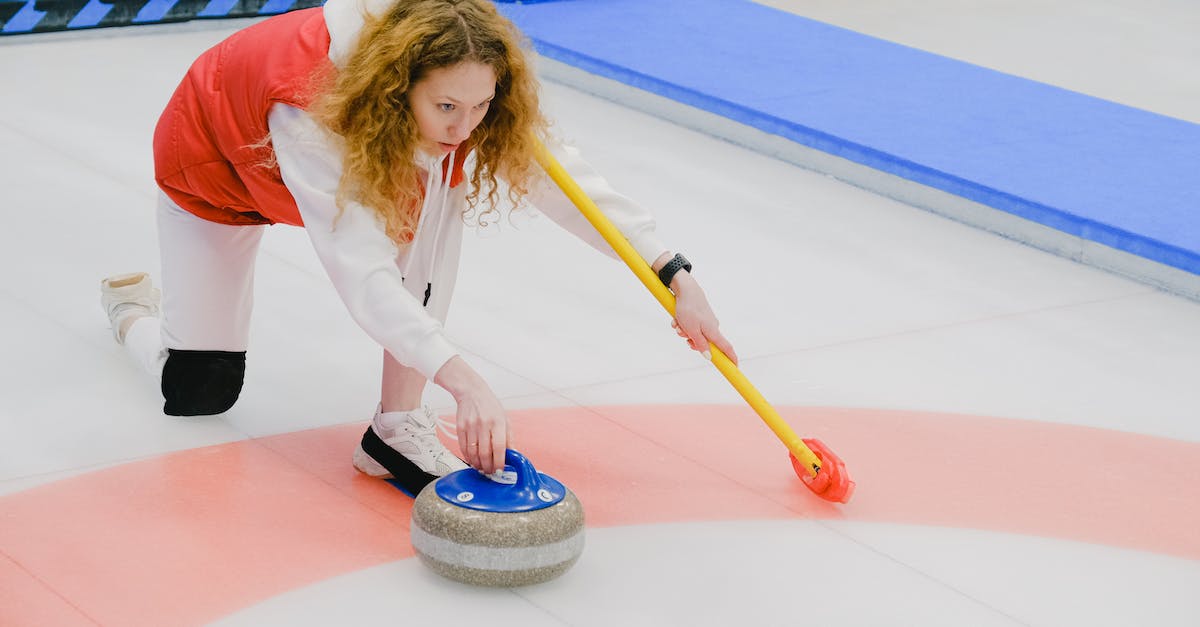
left=100, top=272, right=161, bottom=345
left=353, top=405, right=468, bottom=493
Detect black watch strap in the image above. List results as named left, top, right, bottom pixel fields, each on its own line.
left=657, top=253, right=692, bottom=290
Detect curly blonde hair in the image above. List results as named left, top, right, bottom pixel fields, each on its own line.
left=310, top=0, right=547, bottom=243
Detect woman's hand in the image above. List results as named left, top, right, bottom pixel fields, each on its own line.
left=433, top=356, right=511, bottom=474
left=666, top=270, right=738, bottom=365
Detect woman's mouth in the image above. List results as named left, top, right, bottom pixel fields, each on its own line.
left=438, top=142, right=460, bottom=153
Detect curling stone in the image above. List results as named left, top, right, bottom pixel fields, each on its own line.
left=410, top=449, right=584, bottom=587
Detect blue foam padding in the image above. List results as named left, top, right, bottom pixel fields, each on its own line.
left=66, top=0, right=112, bottom=28
left=197, top=0, right=242, bottom=18
left=2, top=2, right=46, bottom=33
left=133, top=0, right=181, bottom=23
left=497, top=0, right=1200, bottom=275
left=0, top=0, right=323, bottom=33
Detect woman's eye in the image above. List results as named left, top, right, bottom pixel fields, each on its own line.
left=476, top=101, right=492, bottom=110
left=439, top=103, right=455, bottom=112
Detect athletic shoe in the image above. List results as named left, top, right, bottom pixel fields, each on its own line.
left=100, top=272, right=160, bottom=345
left=353, top=405, right=468, bottom=495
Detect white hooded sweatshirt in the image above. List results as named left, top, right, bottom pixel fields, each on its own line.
left=268, top=0, right=669, bottom=380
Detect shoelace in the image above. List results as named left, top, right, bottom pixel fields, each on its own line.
left=400, top=412, right=460, bottom=461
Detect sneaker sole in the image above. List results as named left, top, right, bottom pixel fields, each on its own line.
left=102, top=272, right=150, bottom=290
left=352, top=443, right=392, bottom=479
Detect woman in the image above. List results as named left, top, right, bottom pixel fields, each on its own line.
left=101, top=0, right=736, bottom=495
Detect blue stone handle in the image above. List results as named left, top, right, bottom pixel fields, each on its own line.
left=504, top=448, right=543, bottom=493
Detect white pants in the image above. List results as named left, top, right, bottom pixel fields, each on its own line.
left=125, top=193, right=266, bottom=381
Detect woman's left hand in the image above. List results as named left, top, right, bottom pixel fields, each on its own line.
left=668, top=271, right=738, bottom=365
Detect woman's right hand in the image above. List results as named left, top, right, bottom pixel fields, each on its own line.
left=433, top=356, right=511, bottom=474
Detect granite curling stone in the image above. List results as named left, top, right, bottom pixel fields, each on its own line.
left=410, top=449, right=585, bottom=587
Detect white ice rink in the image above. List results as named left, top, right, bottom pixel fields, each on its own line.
left=2, top=2, right=1198, bottom=625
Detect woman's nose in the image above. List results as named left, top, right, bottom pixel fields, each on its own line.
left=448, top=113, right=471, bottom=142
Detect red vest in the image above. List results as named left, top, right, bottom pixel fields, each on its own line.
left=154, top=8, right=470, bottom=227
left=154, top=8, right=331, bottom=226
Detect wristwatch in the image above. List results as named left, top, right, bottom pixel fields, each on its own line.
left=657, top=253, right=692, bottom=290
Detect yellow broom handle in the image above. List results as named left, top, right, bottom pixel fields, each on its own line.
left=533, top=139, right=822, bottom=475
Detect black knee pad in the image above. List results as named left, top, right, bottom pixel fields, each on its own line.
left=161, top=349, right=247, bottom=416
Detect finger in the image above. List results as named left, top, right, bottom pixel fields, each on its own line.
left=457, top=421, right=473, bottom=465
left=682, top=323, right=709, bottom=356
left=464, top=437, right=480, bottom=470
left=462, top=424, right=484, bottom=470
left=490, top=431, right=507, bottom=476
left=475, top=431, right=491, bottom=474
left=704, top=326, right=737, bottom=364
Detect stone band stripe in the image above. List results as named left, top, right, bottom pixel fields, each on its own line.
left=411, top=525, right=586, bottom=571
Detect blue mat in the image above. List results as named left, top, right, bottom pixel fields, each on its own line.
left=497, top=0, right=1200, bottom=277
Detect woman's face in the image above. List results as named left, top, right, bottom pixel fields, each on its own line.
left=408, top=61, right=497, bottom=155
